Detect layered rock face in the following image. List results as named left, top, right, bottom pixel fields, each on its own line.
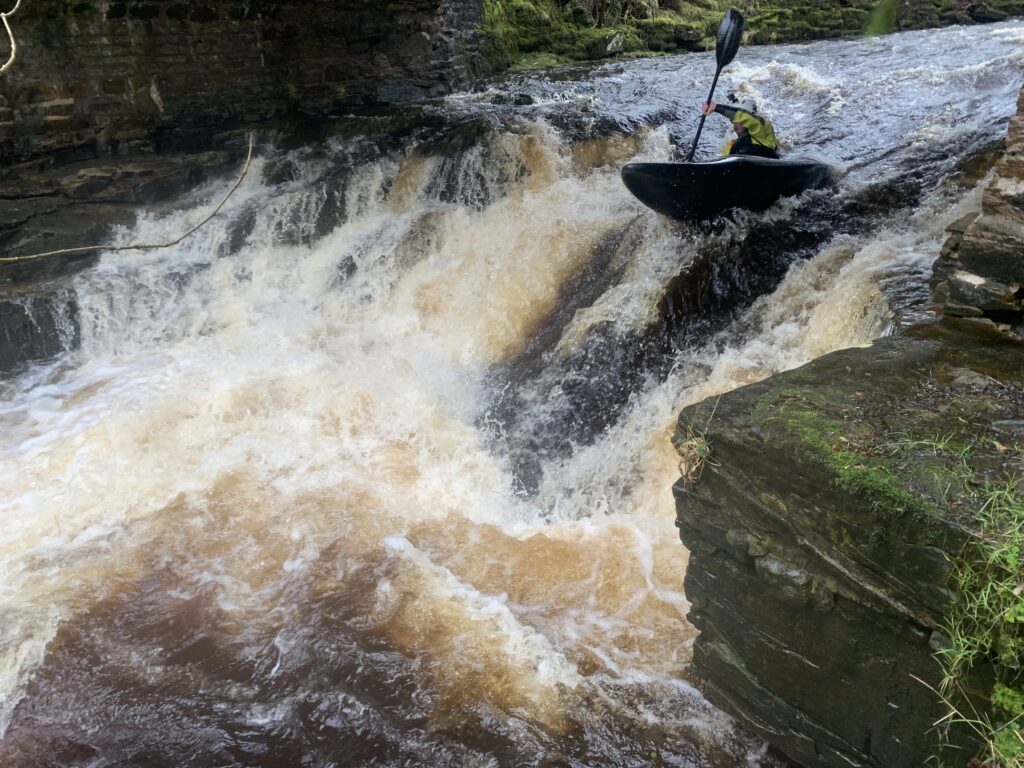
left=675, top=87, right=1024, bottom=767
left=0, top=0, right=486, bottom=163
left=675, top=325, right=1024, bottom=766
left=933, top=87, right=1024, bottom=340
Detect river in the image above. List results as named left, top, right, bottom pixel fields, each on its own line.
left=1, top=20, right=1023, bottom=768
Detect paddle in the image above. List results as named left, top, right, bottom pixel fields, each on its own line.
left=685, top=9, right=746, bottom=162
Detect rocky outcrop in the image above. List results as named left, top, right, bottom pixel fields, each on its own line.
left=933, top=87, right=1024, bottom=340
left=0, top=148, right=239, bottom=269
left=0, top=141, right=248, bottom=372
left=0, top=0, right=487, bottom=164
left=675, top=323, right=1024, bottom=767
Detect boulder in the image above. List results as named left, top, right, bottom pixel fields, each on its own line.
left=675, top=321, right=1024, bottom=767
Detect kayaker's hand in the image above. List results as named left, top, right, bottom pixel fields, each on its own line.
left=701, top=101, right=717, bottom=116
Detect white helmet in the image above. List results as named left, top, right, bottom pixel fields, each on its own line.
left=732, top=99, right=758, bottom=114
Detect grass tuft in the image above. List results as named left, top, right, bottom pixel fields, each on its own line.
left=676, top=395, right=721, bottom=488
left=936, top=477, right=1024, bottom=767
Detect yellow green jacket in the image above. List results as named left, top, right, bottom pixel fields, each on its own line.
left=715, top=105, right=778, bottom=156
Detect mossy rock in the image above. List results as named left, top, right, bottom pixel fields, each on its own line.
left=675, top=322, right=1024, bottom=767
left=809, top=8, right=845, bottom=29
left=507, top=0, right=550, bottom=27
left=749, top=26, right=778, bottom=43
left=750, top=9, right=791, bottom=25
left=779, top=20, right=816, bottom=39
left=635, top=16, right=702, bottom=50
left=507, top=51, right=573, bottom=71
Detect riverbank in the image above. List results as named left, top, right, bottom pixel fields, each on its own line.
left=484, top=0, right=1024, bottom=70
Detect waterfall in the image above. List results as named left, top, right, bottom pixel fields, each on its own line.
left=1, top=20, right=1022, bottom=767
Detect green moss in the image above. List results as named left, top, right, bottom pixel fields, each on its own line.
left=507, top=51, right=573, bottom=71
left=749, top=387, right=985, bottom=548
left=840, top=7, right=871, bottom=30
left=482, top=0, right=720, bottom=69
left=992, top=683, right=1024, bottom=719
left=482, top=0, right=519, bottom=71
left=635, top=15, right=703, bottom=50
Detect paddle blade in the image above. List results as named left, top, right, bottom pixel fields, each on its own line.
left=715, top=9, right=746, bottom=68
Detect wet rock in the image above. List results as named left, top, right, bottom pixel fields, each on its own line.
left=415, top=116, right=493, bottom=158
left=0, top=149, right=239, bottom=283
left=934, top=86, right=1024, bottom=339
left=945, top=139, right=1005, bottom=189
left=599, top=31, right=626, bottom=57
left=945, top=212, right=980, bottom=236
left=967, top=2, right=1009, bottom=22
left=946, top=269, right=1021, bottom=313
left=0, top=287, right=80, bottom=374
left=993, top=418, right=1024, bottom=436
left=675, top=322, right=1024, bottom=767
left=0, top=146, right=242, bottom=371
left=490, top=93, right=535, bottom=106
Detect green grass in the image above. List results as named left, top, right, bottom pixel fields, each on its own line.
left=674, top=395, right=721, bottom=488
left=879, top=431, right=973, bottom=464
left=482, top=0, right=719, bottom=70
left=937, top=478, right=1024, bottom=767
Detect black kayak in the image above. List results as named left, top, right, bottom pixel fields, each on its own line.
left=620, top=156, right=832, bottom=221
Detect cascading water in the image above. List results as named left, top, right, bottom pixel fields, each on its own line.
left=1, top=20, right=1023, bottom=767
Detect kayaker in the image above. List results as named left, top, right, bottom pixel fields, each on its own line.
left=700, top=97, right=780, bottom=159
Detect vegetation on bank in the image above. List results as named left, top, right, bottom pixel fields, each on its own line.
left=482, top=0, right=1024, bottom=70
left=939, top=479, right=1024, bottom=767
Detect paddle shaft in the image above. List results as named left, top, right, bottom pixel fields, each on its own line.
left=685, top=67, right=723, bottom=162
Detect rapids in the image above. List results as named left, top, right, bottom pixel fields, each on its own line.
left=2, top=20, right=1023, bottom=768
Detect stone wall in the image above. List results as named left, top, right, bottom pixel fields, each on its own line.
left=0, top=0, right=487, bottom=163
